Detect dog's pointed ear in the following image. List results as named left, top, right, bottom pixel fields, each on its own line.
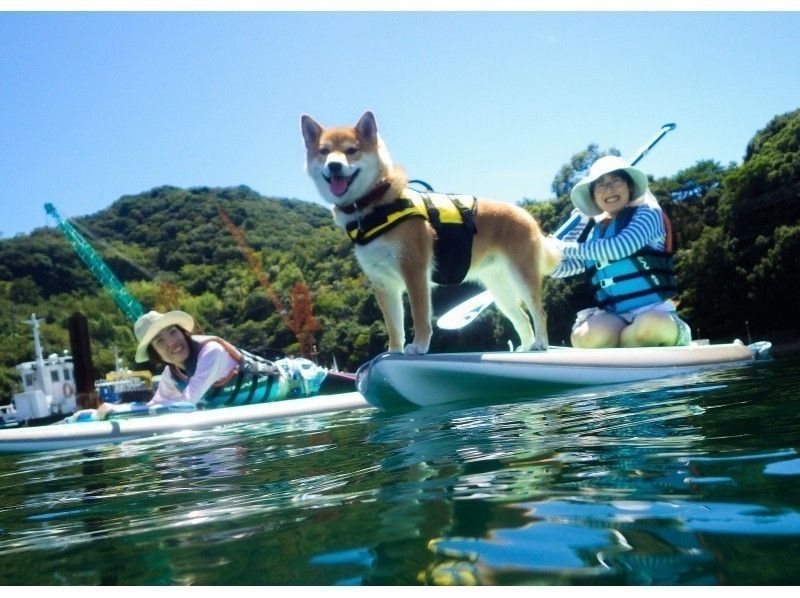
left=355, top=111, right=378, bottom=143
left=301, top=114, right=323, bottom=149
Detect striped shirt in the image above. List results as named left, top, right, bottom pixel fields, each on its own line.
left=550, top=198, right=667, bottom=279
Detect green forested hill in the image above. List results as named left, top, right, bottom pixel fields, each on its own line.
left=1, top=109, right=799, bottom=400
left=0, top=185, right=388, bottom=399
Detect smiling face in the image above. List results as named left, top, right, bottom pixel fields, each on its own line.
left=151, top=325, right=191, bottom=367
left=591, top=171, right=632, bottom=217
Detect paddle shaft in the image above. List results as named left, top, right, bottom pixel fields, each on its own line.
left=629, top=123, right=676, bottom=167
left=436, top=123, right=677, bottom=330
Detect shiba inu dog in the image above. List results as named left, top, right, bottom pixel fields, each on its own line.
left=301, top=110, right=559, bottom=355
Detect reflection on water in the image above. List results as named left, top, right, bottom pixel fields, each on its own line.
left=0, top=355, right=799, bottom=585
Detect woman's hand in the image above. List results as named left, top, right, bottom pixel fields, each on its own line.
left=95, top=402, right=116, bottom=421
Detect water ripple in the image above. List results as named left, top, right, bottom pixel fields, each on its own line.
left=1, top=354, right=799, bottom=584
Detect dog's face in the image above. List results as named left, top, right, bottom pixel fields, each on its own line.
left=301, top=111, right=391, bottom=206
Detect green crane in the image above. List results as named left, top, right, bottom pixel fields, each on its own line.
left=44, top=203, right=145, bottom=323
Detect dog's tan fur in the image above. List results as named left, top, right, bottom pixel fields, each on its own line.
left=301, top=110, right=559, bottom=354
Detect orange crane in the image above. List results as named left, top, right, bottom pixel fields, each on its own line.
left=288, top=280, right=320, bottom=360
left=217, top=207, right=319, bottom=359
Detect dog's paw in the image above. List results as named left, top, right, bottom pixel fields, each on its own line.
left=517, top=340, right=548, bottom=352
left=404, top=343, right=429, bottom=356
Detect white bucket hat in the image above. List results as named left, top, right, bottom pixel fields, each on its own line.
left=134, top=310, right=194, bottom=362
left=570, top=155, right=649, bottom=217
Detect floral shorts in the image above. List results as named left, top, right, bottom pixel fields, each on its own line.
left=572, top=304, right=692, bottom=346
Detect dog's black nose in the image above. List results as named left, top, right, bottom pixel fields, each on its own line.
left=327, top=162, right=343, bottom=174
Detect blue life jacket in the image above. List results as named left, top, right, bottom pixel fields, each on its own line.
left=169, top=337, right=284, bottom=409
left=584, top=206, right=678, bottom=313
left=344, top=188, right=478, bottom=285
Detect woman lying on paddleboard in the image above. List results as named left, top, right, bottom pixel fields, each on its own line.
left=549, top=156, right=692, bottom=349
left=89, top=309, right=330, bottom=420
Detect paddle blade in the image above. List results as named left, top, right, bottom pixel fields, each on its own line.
left=436, top=290, right=495, bottom=329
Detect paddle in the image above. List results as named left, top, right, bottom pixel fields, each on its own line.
left=435, top=123, right=677, bottom=330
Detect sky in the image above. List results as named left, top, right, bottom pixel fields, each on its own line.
left=1, top=5, right=799, bottom=239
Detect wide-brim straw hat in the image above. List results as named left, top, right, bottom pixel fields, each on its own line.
left=134, top=310, right=194, bottom=362
left=570, top=155, right=649, bottom=217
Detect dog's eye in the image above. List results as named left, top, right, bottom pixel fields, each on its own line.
left=318, top=147, right=331, bottom=156
left=344, top=147, right=359, bottom=156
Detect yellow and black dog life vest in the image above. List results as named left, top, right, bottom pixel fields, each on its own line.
left=345, top=188, right=478, bottom=285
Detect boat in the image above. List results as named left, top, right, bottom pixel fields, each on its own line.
left=2, top=317, right=154, bottom=426
left=356, top=340, right=773, bottom=409
left=95, top=374, right=152, bottom=404
left=0, top=391, right=371, bottom=453
left=94, top=349, right=154, bottom=404
left=4, top=314, right=79, bottom=425
left=0, top=404, right=18, bottom=429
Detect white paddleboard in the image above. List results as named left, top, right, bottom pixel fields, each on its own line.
left=0, top=392, right=372, bottom=454
left=357, top=341, right=772, bottom=409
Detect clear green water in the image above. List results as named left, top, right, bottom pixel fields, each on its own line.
left=1, top=354, right=799, bottom=585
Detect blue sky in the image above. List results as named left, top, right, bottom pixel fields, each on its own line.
left=1, top=8, right=799, bottom=239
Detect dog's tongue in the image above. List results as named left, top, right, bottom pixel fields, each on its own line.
left=329, top=176, right=349, bottom=197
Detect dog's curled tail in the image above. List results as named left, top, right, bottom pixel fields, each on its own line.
left=540, top=236, right=563, bottom=276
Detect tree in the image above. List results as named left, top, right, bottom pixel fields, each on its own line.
left=664, top=159, right=729, bottom=202
left=649, top=160, right=732, bottom=248
left=720, top=108, right=800, bottom=247
left=745, top=225, right=800, bottom=342
left=674, top=226, right=743, bottom=340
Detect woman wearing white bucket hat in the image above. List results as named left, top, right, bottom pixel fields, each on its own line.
left=549, top=156, right=691, bottom=349
left=93, top=309, right=336, bottom=420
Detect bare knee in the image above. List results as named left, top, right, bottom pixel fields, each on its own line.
left=571, top=313, right=625, bottom=348
left=572, top=328, right=620, bottom=348
left=620, top=312, right=679, bottom=347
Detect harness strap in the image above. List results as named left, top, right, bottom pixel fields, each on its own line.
left=343, top=188, right=479, bottom=285
left=259, top=368, right=276, bottom=402
left=578, top=219, right=596, bottom=242
left=591, top=250, right=674, bottom=284
left=451, top=196, right=478, bottom=235
left=424, top=193, right=478, bottom=285
left=597, top=273, right=677, bottom=296
left=420, top=193, right=440, bottom=226
left=345, top=197, right=426, bottom=244
left=179, top=339, right=282, bottom=407
left=597, top=289, right=677, bottom=313
left=585, top=205, right=679, bottom=313
left=241, top=366, right=260, bottom=405
left=662, top=211, right=674, bottom=253
left=337, top=180, right=392, bottom=215
left=223, top=362, right=248, bottom=406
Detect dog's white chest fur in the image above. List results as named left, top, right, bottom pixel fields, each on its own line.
left=354, top=239, right=406, bottom=287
